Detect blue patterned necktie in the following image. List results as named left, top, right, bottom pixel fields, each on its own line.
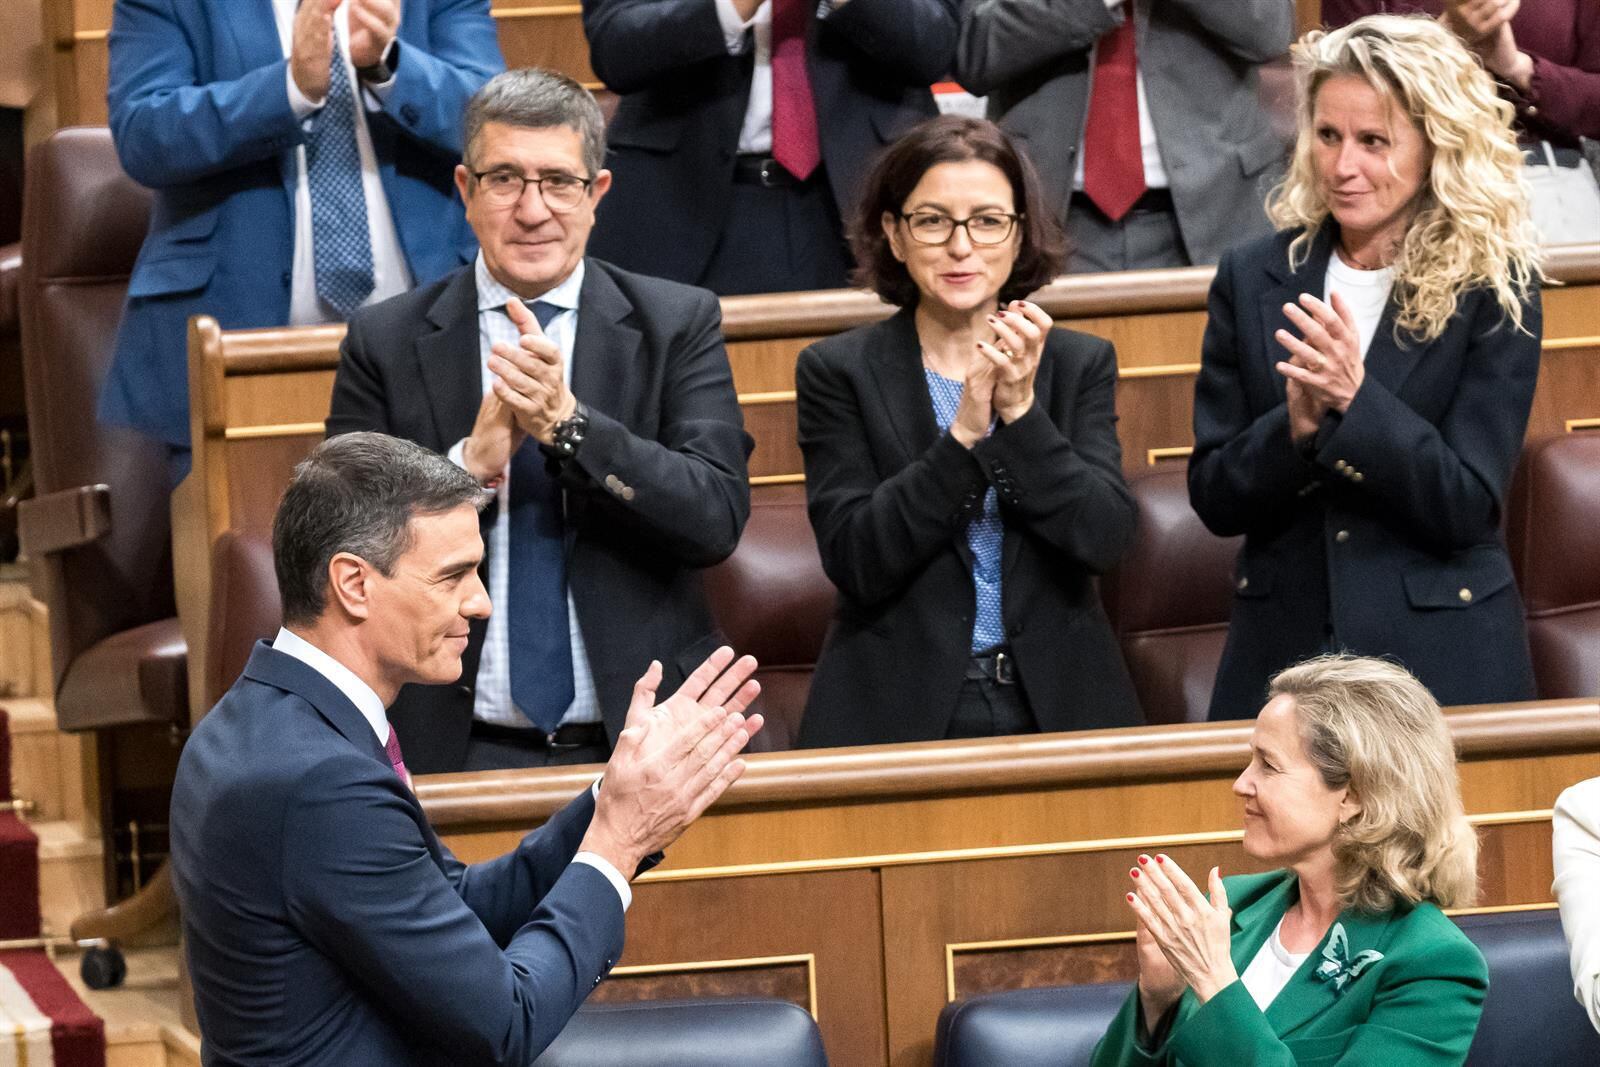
left=306, top=41, right=375, bottom=318
left=508, top=301, right=575, bottom=731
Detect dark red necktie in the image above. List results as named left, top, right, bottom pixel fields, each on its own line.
left=1081, top=14, right=1146, bottom=222
left=385, top=727, right=413, bottom=791
left=770, top=0, right=821, bottom=181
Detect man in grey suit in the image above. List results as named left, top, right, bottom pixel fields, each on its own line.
left=954, top=0, right=1293, bottom=272
left=328, top=69, right=752, bottom=773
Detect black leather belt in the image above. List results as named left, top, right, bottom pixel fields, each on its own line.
left=965, top=648, right=1017, bottom=686
left=732, top=155, right=803, bottom=187
left=1071, top=187, right=1175, bottom=215
left=470, top=719, right=609, bottom=753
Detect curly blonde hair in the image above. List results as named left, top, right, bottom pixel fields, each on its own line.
left=1268, top=655, right=1478, bottom=914
left=1265, top=14, right=1541, bottom=342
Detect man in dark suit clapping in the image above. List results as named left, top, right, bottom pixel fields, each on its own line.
left=327, top=69, right=753, bottom=773
left=170, top=432, right=763, bottom=1065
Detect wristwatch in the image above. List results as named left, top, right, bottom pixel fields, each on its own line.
left=551, top=404, right=589, bottom=460
left=356, top=40, right=399, bottom=84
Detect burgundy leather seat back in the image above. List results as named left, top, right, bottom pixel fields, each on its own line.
left=1506, top=433, right=1600, bottom=700
left=703, top=484, right=833, bottom=750
left=1101, top=468, right=1242, bottom=724
left=205, top=530, right=282, bottom=714
left=19, top=128, right=169, bottom=692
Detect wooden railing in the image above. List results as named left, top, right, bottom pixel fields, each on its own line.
left=416, top=700, right=1600, bottom=1066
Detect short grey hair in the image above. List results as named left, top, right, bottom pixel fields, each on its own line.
left=463, top=68, right=607, bottom=177
left=273, top=433, right=485, bottom=625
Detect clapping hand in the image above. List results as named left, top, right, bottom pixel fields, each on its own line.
left=579, top=648, right=763, bottom=878
left=290, top=0, right=341, bottom=102
left=488, top=299, right=578, bottom=446
left=978, top=300, right=1049, bottom=425
left=1442, top=0, right=1519, bottom=46
left=1125, top=854, right=1238, bottom=1004
left=1274, top=292, right=1365, bottom=417
left=348, top=0, right=402, bottom=70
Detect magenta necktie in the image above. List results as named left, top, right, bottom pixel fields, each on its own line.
left=770, top=0, right=821, bottom=181
left=385, top=727, right=413, bottom=790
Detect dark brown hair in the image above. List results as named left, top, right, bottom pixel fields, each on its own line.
left=849, top=115, right=1065, bottom=308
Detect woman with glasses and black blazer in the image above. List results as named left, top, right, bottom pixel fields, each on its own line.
left=793, top=115, right=1141, bottom=748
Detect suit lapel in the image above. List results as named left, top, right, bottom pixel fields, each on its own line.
left=865, top=310, right=942, bottom=463
left=1265, top=901, right=1396, bottom=1038
left=1360, top=302, right=1432, bottom=399
left=241, top=641, right=388, bottom=767
left=570, top=260, right=643, bottom=415
left=416, top=269, right=484, bottom=450
left=1258, top=229, right=1336, bottom=409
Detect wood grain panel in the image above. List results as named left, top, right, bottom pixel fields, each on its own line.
left=1114, top=371, right=1197, bottom=472
left=728, top=338, right=814, bottom=394
left=491, top=10, right=596, bottom=85
left=592, top=956, right=813, bottom=1014
left=1530, top=342, right=1600, bottom=439
left=225, top=436, right=322, bottom=538
left=741, top=397, right=804, bottom=481
left=623, top=869, right=887, bottom=1067
left=71, top=38, right=109, bottom=126
left=950, top=938, right=1137, bottom=1000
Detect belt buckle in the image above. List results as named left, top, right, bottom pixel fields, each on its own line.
left=993, top=651, right=1016, bottom=686
left=759, top=158, right=785, bottom=188
left=545, top=726, right=582, bottom=754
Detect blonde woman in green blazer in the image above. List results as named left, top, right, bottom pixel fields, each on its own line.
left=1092, top=654, right=1487, bottom=1066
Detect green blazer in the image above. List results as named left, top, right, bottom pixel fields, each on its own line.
left=1091, top=869, right=1488, bottom=1066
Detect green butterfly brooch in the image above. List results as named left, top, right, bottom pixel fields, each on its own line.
left=1312, top=922, right=1384, bottom=993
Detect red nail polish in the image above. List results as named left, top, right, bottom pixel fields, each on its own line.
left=1137, top=855, right=1149, bottom=865
left=1155, top=855, right=1166, bottom=864
left=1130, top=868, right=1140, bottom=879
left=1126, top=893, right=1136, bottom=902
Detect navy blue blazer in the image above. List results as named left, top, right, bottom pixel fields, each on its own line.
left=582, top=0, right=957, bottom=284
left=170, top=642, right=625, bottom=1065
left=100, top=0, right=503, bottom=449
left=1189, top=229, right=1539, bottom=719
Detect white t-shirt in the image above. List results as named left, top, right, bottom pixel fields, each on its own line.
left=1240, top=917, right=1312, bottom=1010
left=1323, top=253, right=1395, bottom=361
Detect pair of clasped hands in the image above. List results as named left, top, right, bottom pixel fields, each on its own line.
left=1274, top=291, right=1366, bottom=446
left=580, top=648, right=765, bottom=879
left=949, top=301, right=1052, bottom=448
left=461, top=300, right=577, bottom=484
left=289, top=0, right=400, bottom=100
left=1124, top=853, right=1239, bottom=1027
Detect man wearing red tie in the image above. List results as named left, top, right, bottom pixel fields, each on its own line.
left=955, top=0, right=1293, bottom=271
left=583, top=0, right=960, bottom=293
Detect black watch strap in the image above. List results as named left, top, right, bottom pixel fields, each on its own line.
left=356, top=40, right=399, bottom=83
left=551, top=403, right=589, bottom=460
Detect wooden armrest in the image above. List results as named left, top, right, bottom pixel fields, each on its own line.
left=18, top=484, right=113, bottom=555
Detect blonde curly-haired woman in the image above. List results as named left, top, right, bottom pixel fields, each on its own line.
left=1190, top=14, right=1544, bottom=720
left=1093, top=655, right=1487, bottom=1066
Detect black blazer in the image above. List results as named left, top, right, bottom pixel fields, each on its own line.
left=795, top=310, right=1142, bottom=747
left=582, top=0, right=958, bottom=284
left=327, top=260, right=753, bottom=771
left=1190, top=229, right=1540, bottom=719
left=170, top=643, right=625, bottom=1064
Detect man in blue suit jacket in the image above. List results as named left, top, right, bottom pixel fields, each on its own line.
left=169, top=432, right=763, bottom=1064
left=100, top=0, right=503, bottom=464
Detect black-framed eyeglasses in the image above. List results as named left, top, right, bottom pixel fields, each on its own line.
left=898, top=211, right=1021, bottom=246
left=471, top=168, right=593, bottom=211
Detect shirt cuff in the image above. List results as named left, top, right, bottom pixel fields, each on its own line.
left=285, top=62, right=323, bottom=119
left=360, top=39, right=398, bottom=109
left=574, top=851, right=633, bottom=911
left=714, top=0, right=758, bottom=52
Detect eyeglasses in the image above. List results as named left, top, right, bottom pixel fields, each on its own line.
left=471, top=169, right=593, bottom=211
left=898, top=211, right=1020, bottom=246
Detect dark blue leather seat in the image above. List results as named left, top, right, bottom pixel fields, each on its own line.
left=534, top=997, right=828, bottom=1066
left=933, top=908, right=1599, bottom=1067
left=933, top=980, right=1132, bottom=1067
left=1458, top=908, right=1600, bottom=1066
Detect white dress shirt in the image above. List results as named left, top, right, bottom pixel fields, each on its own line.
left=1239, top=916, right=1311, bottom=1010
left=1073, top=0, right=1170, bottom=193
left=272, top=0, right=414, bottom=325
left=447, top=254, right=602, bottom=730
left=716, top=0, right=776, bottom=154
left=1554, top=776, right=1600, bottom=1034
left=269, top=626, right=629, bottom=908
left=1323, top=255, right=1396, bottom=361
